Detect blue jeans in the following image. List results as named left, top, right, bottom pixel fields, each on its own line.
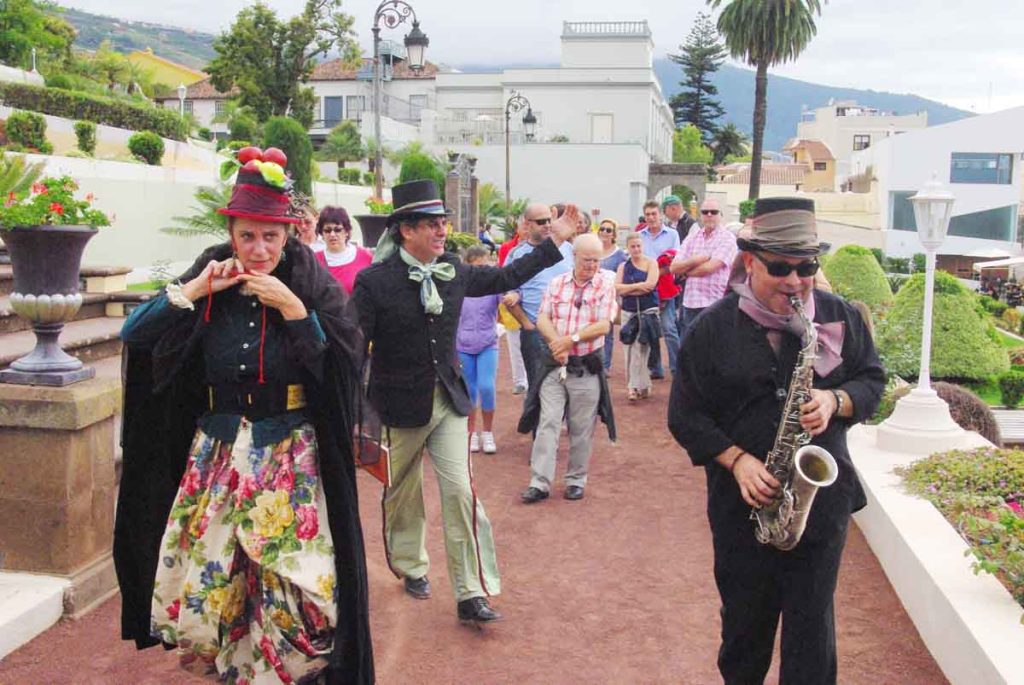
left=458, top=347, right=498, bottom=410
left=647, top=298, right=680, bottom=377
left=677, top=306, right=705, bottom=344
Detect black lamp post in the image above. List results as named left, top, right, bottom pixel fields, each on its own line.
left=504, top=91, right=535, bottom=219
left=371, top=0, right=429, bottom=198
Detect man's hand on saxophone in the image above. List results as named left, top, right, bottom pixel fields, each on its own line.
left=799, top=389, right=838, bottom=437
left=715, top=446, right=780, bottom=508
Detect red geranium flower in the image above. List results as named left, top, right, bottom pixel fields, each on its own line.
left=31, top=182, right=47, bottom=195
left=49, top=202, right=64, bottom=215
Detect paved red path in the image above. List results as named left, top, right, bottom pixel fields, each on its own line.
left=0, top=347, right=947, bottom=684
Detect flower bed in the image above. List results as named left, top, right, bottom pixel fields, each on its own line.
left=896, top=446, right=1024, bottom=616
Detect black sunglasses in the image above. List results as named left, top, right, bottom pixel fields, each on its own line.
left=598, top=227, right=616, bottom=233
left=528, top=217, right=552, bottom=225
left=752, top=252, right=820, bottom=278
left=700, top=209, right=720, bottom=216
left=321, top=226, right=346, bottom=234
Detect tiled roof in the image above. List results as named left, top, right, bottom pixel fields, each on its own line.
left=310, top=57, right=438, bottom=81
left=155, top=77, right=236, bottom=101
left=782, top=138, right=835, bottom=161
left=716, top=163, right=808, bottom=186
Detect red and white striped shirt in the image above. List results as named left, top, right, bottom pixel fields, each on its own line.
left=539, top=270, right=618, bottom=356
left=676, top=225, right=738, bottom=308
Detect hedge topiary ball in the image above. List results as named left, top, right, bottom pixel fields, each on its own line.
left=876, top=271, right=1009, bottom=381
left=822, top=244, right=893, bottom=310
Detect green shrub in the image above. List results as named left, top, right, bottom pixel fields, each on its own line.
left=1000, top=371, right=1024, bottom=407
left=128, top=131, right=165, bottom=165
left=362, top=171, right=374, bottom=186
left=912, top=252, right=926, bottom=273
left=398, top=152, right=446, bottom=191
left=896, top=446, right=1024, bottom=614
left=870, top=247, right=884, bottom=267
left=197, top=127, right=212, bottom=142
left=7, top=111, right=49, bottom=152
left=338, top=167, right=361, bottom=184
left=44, top=73, right=74, bottom=90
left=877, top=271, right=1009, bottom=381
left=230, top=114, right=259, bottom=142
left=261, top=116, right=313, bottom=194
left=0, top=82, right=187, bottom=141
left=739, top=199, right=756, bottom=221
left=226, top=140, right=251, bottom=152
left=979, top=295, right=1009, bottom=318
left=822, top=244, right=893, bottom=310
left=73, top=120, right=96, bottom=155
left=887, top=273, right=909, bottom=294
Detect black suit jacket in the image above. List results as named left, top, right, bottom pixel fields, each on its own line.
left=353, top=238, right=564, bottom=428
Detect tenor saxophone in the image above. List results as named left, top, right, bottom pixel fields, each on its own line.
left=750, top=295, right=839, bottom=551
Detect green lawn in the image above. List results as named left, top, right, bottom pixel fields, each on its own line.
left=966, top=378, right=1002, bottom=406
left=997, top=328, right=1024, bottom=348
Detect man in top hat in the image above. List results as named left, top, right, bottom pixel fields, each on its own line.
left=668, top=197, right=884, bottom=684
left=353, top=180, right=578, bottom=625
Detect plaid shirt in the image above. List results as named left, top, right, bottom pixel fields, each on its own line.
left=676, top=225, right=737, bottom=308
left=540, top=270, right=618, bottom=356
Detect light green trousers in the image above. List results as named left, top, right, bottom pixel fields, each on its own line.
left=383, top=384, right=501, bottom=602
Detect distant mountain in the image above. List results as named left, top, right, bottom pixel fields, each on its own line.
left=653, top=59, right=974, bottom=151
left=55, top=6, right=217, bottom=70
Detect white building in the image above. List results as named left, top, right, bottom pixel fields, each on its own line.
left=798, top=100, right=927, bottom=188
left=157, top=21, right=675, bottom=223
left=850, top=105, right=1024, bottom=274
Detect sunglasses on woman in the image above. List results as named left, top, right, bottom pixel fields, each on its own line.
left=321, top=225, right=346, bottom=234
left=598, top=227, right=616, bottom=233
left=752, top=252, right=820, bottom=278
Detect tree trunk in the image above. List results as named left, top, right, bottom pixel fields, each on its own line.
left=748, top=60, right=769, bottom=201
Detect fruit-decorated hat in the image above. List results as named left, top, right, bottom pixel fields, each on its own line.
left=217, top=146, right=302, bottom=225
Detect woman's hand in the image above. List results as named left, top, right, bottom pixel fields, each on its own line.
left=237, top=273, right=308, bottom=320
left=181, top=258, right=242, bottom=302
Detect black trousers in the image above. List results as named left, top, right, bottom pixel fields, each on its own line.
left=519, top=328, right=543, bottom=392
left=712, top=518, right=849, bottom=685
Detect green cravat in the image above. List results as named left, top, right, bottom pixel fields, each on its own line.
left=400, top=248, right=455, bottom=315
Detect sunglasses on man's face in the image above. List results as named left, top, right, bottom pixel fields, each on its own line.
left=528, top=217, right=552, bottom=225
left=599, top=227, right=616, bottom=233
left=752, top=252, right=820, bottom=278
left=700, top=209, right=720, bottom=216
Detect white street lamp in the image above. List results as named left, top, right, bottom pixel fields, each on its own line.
left=177, top=83, right=187, bottom=118
left=877, top=174, right=966, bottom=455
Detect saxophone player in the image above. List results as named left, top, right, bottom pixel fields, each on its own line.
left=668, top=198, right=885, bottom=685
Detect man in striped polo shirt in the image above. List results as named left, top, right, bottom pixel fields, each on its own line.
left=670, top=198, right=738, bottom=340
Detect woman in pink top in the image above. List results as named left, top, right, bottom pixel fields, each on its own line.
left=315, top=206, right=373, bottom=294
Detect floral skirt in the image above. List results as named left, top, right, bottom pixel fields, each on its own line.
left=151, top=419, right=338, bottom=685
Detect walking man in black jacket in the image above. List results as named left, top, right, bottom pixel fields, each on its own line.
left=353, top=180, right=577, bottom=624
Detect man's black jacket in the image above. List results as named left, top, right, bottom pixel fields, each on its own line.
left=353, top=238, right=564, bottom=428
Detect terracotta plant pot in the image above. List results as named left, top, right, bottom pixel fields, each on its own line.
left=354, top=214, right=389, bottom=250
left=0, top=224, right=98, bottom=386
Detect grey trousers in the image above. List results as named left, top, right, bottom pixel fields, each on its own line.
left=528, top=369, right=601, bottom=492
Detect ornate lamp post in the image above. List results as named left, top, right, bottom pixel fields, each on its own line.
left=177, top=83, right=187, bottom=118
left=371, top=0, right=429, bottom=198
left=504, top=91, right=536, bottom=219
left=877, top=174, right=966, bottom=454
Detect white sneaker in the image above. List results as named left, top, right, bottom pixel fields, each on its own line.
left=469, top=432, right=480, bottom=452
left=482, top=432, right=497, bottom=454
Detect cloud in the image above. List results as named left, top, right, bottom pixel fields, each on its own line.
left=58, top=0, right=1024, bottom=112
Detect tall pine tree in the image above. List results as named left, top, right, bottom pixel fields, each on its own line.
left=669, top=12, right=727, bottom=141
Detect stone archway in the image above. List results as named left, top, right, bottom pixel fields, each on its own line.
left=648, top=163, right=707, bottom=201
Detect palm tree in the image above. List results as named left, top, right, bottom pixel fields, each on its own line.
left=711, top=123, right=749, bottom=165
left=0, top=153, right=45, bottom=197
left=477, top=182, right=506, bottom=228
left=708, top=0, right=825, bottom=199
left=161, top=181, right=232, bottom=238
left=315, top=121, right=364, bottom=168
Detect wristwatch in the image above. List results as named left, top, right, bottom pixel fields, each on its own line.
left=571, top=332, right=581, bottom=344
left=830, top=389, right=845, bottom=416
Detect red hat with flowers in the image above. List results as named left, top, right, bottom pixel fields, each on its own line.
left=217, top=146, right=302, bottom=225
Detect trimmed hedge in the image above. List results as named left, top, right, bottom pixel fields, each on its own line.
left=822, top=244, right=893, bottom=310
left=0, top=82, right=187, bottom=141
left=128, top=131, right=165, bottom=165
left=398, top=152, right=446, bottom=191
left=877, top=271, right=1009, bottom=381
left=338, top=167, right=361, bottom=184
left=7, top=111, right=51, bottom=153
left=74, top=120, right=96, bottom=155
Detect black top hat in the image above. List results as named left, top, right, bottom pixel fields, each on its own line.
left=736, top=197, right=830, bottom=257
left=388, top=180, right=452, bottom=221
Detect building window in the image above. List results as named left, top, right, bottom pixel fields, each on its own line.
left=214, top=100, right=226, bottom=116
left=345, top=96, right=366, bottom=120
left=408, top=94, right=427, bottom=120
left=891, top=191, right=1016, bottom=241
left=853, top=134, right=870, bottom=151
left=950, top=152, right=1013, bottom=184
left=814, top=162, right=827, bottom=171
left=183, top=100, right=193, bottom=115
left=324, top=97, right=343, bottom=127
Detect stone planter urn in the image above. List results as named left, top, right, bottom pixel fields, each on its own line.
left=354, top=214, right=389, bottom=250
left=0, top=224, right=98, bottom=386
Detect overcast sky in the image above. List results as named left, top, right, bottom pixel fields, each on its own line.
left=59, top=0, right=1024, bottom=113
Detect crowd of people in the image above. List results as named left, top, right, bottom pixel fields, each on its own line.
left=114, top=161, right=883, bottom=685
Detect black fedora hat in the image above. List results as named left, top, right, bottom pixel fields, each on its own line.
left=387, top=180, right=452, bottom=222
left=736, top=197, right=830, bottom=257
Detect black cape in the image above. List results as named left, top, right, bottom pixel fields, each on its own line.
left=113, top=238, right=375, bottom=684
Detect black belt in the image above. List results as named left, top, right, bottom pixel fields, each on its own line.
left=207, top=382, right=307, bottom=420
